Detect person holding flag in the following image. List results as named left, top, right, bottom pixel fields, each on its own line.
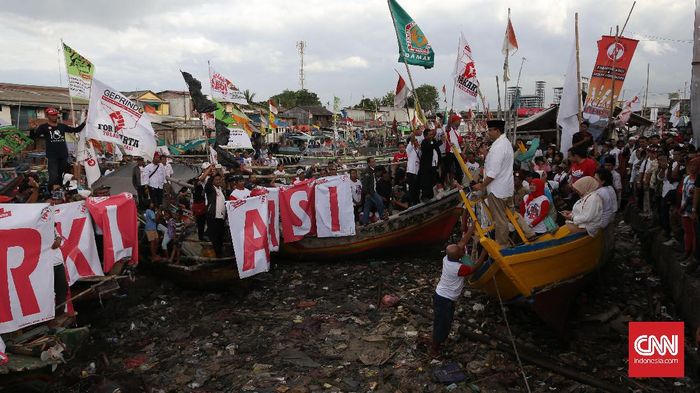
left=30, top=107, right=86, bottom=187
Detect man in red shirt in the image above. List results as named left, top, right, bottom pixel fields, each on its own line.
left=568, top=147, right=597, bottom=184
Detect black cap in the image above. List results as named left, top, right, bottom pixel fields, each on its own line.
left=486, top=119, right=505, bottom=132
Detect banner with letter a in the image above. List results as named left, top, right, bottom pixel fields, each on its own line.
left=86, top=78, right=157, bottom=160
left=582, top=35, right=638, bottom=139
left=315, top=175, right=355, bottom=237
left=52, top=201, right=103, bottom=286
left=86, top=193, right=139, bottom=273
left=0, top=203, right=55, bottom=333
left=226, top=196, right=270, bottom=279
left=280, top=179, right=316, bottom=243
left=265, top=187, right=280, bottom=252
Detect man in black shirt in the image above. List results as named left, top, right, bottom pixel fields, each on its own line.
left=571, top=120, right=593, bottom=153
left=30, top=107, right=85, bottom=187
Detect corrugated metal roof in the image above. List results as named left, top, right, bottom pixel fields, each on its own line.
left=0, top=82, right=88, bottom=108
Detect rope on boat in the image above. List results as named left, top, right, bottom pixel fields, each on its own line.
left=493, top=275, right=532, bottom=393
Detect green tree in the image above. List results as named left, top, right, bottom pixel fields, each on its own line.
left=243, top=89, right=256, bottom=104
left=380, top=91, right=396, bottom=107
left=269, top=89, right=322, bottom=109
left=414, top=84, right=439, bottom=112
left=354, top=98, right=377, bottom=111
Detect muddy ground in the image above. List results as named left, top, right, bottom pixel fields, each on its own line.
left=45, top=222, right=697, bottom=392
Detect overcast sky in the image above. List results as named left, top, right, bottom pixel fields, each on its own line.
left=0, top=0, right=693, bottom=110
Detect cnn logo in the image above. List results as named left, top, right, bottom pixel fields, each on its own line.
left=633, top=334, right=678, bottom=356
left=629, top=322, right=684, bottom=378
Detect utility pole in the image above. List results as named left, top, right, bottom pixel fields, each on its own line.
left=296, top=41, right=306, bottom=90
left=692, top=0, right=700, bottom=147
left=644, top=63, right=650, bottom=118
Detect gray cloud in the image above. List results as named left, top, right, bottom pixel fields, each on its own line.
left=0, top=0, right=692, bottom=109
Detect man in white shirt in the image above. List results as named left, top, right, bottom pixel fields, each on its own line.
left=474, top=120, right=534, bottom=246
left=143, top=153, right=167, bottom=207
left=406, top=128, right=423, bottom=205
left=349, top=169, right=363, bottom=221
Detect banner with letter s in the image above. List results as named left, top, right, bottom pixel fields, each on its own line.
left=226, top=196, right=270, bottom=278
left=280, top=179, right=316, bottom=243
left=315, top=175, right=356, bottom=237
left=0, top=203, right=55, bottom=333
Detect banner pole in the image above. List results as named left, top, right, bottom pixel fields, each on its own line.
left=575, top=13, right=583, bottom=125
left=450, top=37, right=460, bottom=111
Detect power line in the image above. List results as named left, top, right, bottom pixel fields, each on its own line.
left=627, top=31, right=692, bottom=44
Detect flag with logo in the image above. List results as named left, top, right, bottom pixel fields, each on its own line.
left=269, top=100, right=278, bottom=129
left=62, top=42, right=94, bottom=99
left=669, top=101, right=681, bottom=127
left=453, top=32, right=479, bottom=109
left=86, top=78, right=157, bottom=160
left=388, top=0, right=434, bottom=69
left=502, top=13, right=518, bottom=82
left=75, top=132, right=101, bottom=187
left=414, top=99, right=427, bottom=126
left=394, top=73, right=409, bottom=108
left=209, top=64, right=247, bottom=105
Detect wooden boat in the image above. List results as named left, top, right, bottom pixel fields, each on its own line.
left=140, top=188, right=462, bottom=288
left=278, top=188, right=463, bottom=261
left=468, top=227, right=605, bottom=330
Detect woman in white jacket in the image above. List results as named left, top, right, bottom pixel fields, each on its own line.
left=561, top=176, right=603, bottom=236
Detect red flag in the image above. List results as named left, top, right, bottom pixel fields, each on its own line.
left=502, top=17, right=518, bottom=55
left=394, top=74, right=409, bottom=108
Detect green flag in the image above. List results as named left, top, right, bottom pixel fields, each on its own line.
left=388, top=0, right=434, bottom=69
left=62, top=43, right=94, bottom=99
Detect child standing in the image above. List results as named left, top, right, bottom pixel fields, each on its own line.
left=144, top=202, right=159, bottom=261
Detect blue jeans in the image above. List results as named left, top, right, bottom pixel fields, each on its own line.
left=361, top=192, right=384, bottom=224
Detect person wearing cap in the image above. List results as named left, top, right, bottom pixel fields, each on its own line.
left=143, top=153, right=167, bottom=207
left=30, top=107, right=86, bottom=187
left=473, top=119, right=535, bottom=246
left=132, top=157, right=146, bottom=209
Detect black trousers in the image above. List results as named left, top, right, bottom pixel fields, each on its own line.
left=196, top=214, right=207, bottom=240
left=432, top=293, right=456, bottom=345
left=48, top=157, right=68, bottom=187
left=207, top=217, right=226, bottom=257
left=418, top=167, right=435, bottom=200
left=407, top=173, right=419, bottom=205
left=149, top=187, right=163, bottom=207
left=441, top=154, right=463, bottom=184
left=54, top=264, right=68, bottom=316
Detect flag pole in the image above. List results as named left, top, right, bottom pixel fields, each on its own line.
left=575, top=13, right=583, bottom=125
left=608, top=25, right=619, bottom=138
left=450, top=36, right=460, bottom=111
left=387, top=0, right=423, bottom=124
left=513, top=57, right=526, bottom=144
left=61, top=39, right=82, bottom=186
left=496, top=76, right=502, bottom=119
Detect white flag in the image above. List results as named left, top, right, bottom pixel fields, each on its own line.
left=209, top=145, right=218, bottom=165
left=453, top=33, right=479, bottom=109
left=557, top=44, right=581, bottom=154
left=75, top=131, right=101, bottom=187
left=394, top=74, right=409, bottom=108
left=669, top=102, right=681, bottom=127
left=209, top=65, right=247, bottom=105
left=86, top=78, right=157, bottom=160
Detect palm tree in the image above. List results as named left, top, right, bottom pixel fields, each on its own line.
left=243, top=89, right=256, bottom=104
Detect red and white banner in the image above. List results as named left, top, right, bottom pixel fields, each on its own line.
left=209, top=64, right=247, bottom=105
left=0, top=204, right=55, bottom=333
left=453, top=32, right=479, bottom=109
left=53, top=201, right=103, bottom=286
left=394, top=74, right=409, bottom=108
left=280, top=179, right=316, bottom=243
left=265, top=187, right=280, bottom=252
left=226, top=196, right=270, bottom=278
left=86, top=193, right=139, bottom=273
left=314, top=175, right=356, bottom=237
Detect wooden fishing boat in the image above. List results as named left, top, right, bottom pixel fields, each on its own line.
left=279, top=188, right=463, bottom=261
left=468, top=228, right=605, bottom=329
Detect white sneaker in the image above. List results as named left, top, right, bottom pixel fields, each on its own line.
left=663, top=238, right=679, bottom=247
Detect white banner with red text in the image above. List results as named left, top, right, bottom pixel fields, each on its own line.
left=0, top=204, right=56, bottom=334
left=279, top=179, right=317, bottom=243
left=314, top=175, right=356, bottom=237
left=52, top=201, right=103, bottom=286
left=226, top=196, right=270, bottom=278
left=265, top=187, right=281, bottom=252
left=86, top=193, right=139, bottom=273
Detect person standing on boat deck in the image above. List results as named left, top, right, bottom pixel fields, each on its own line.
left=441, top=114, right=464, bottom=186
left=431, top=232, right=481, bottom=358
left=132, top=157, right=146, bottom=209
left=143, top=153, right=167, bottom=207
left=360, top=157, right=384, bottom=225
left=473, top=120, right=534, bottom=246
left=418, top=129, right=441, bottom=202
left=201, top=165, right=227, bottom=258
left=406, top=128, right=423, bottom=205
left=30, top=107, right=86, bottom=187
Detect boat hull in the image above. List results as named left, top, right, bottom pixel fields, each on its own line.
left=278, top=190, right=463, bottom=261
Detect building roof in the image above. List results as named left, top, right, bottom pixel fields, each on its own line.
left=0, top=82, right=88, bottom=108
left=122, top=90, right=166, bottom=103
left=517, top=104, right=653, bottom=133
left=284, top=106, right=334, bottom=116
left=157, top=90, right=191, bottom=97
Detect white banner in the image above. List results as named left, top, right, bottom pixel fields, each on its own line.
left=52, top=201, right=103, bottom=286
left=86, top=78, right=157, bottom=160
left=225, top=128, right=253, bottom=150
left=226, top=196, right=270, bottom=279
left=265, top=187, right=280, bottom=252
left=0, top=204, right=55, bottom=334
left=453, top=33, right=479, bottom=109
left=76, top=132, right=101, bottom=187
left=210, top=67, right=248, bottom=105
left=314, top=175, right=356, bottom=237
